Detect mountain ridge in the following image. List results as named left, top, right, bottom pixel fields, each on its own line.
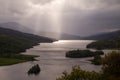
left=0, top=27, right=54, bottom=54
left=0, top=22, right=120, bottom=40
left=0, top=22, right=33, bottom=33
left=0, top=22, right=84, bottom=40
left=84, top=30, right=120, bottom=40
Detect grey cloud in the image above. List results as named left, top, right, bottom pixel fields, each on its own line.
left=102, top=0, right=120, bottom=5
left=0, top=0, right=120, bottom=36
left=31, top=0, right=54, bottom=5
left=59, top=0, right=120, bottom=36
left=0, top=0, right=30, bottom=18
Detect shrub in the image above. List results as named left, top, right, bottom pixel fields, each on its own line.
left=56, top=66, right=104, bottom=80
left=92, top=55, right=102, bottom=65
left=102, top=51, right=120, bottom=80
left=28, top=64, right=41, bottom=75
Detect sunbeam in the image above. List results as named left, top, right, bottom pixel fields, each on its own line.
left=48, top=0, right=65, bottom=38
left=24, top=0, right=65, bottom=38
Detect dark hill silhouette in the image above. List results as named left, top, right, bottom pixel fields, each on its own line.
left=0, top=27, right=54, bottom=54
left=1, top=22, right=120, bottom=40
left=0, top=22, right=83, bottom=40
left=86, top=30, right=120, bottom=50
left=85, top=30, right=120, bottom=40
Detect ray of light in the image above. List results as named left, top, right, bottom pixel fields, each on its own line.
left=48, top=0, right=65, bottom=38
left=25, top=0, right=65, bottom=39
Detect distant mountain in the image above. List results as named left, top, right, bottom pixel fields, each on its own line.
left=0, top=27, right=54, bottom=54
left=2, top=22, right=120, bottom=40
left=86, top=30, right=120, bottom=49
left=60, top=34, right=84, bottom=40
left=39, top=32, right=84, bottom=40
left=38, top=30, right=120, bottom=40
left=0, top=27, right=54, bottom=43
left=85, top=30, right=120, bottom=40
left=0, top=22, right=83, bottom=40
left=0, top=22, right=32, bottom=33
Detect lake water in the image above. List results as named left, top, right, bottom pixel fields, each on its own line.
left=0, top=40, right=105, bottom=80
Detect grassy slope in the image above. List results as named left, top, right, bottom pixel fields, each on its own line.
left=0, top=54, right=38, bottom=66
left=0, top=58, right=26, bottom=66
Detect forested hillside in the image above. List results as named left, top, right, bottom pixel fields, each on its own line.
left=0, top=27, right=54, bottom=54
left=87, top=37, right=120, bottom=50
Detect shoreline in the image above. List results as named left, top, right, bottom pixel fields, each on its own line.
left=0, top=41, right=55, bottom=66
left=0, top=54, right=39, bottom=66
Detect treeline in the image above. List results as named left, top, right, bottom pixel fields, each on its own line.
left=87, top=38, right=120, bottom=50
left=0, top=27, right=54, bottom=54
left=66, top=49, right=104, bottom=58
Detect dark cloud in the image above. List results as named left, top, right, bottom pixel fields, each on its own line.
left=60, top=0, right=120, bottom=36
left=0, top=0, right=120, bottom=36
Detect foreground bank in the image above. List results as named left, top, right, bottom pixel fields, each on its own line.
left=0, top=54, right=39, bottom=66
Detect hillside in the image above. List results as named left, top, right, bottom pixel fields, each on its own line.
left=0, top=27, right=54, bottom=54
left=1, top=22, right=120, bottom=40
left=86, top=30, right=120, bottom=50
left=0, top=27, right=55, bottom=66
left=42, top=30, right=120, bottom=40
left=0, top=22, right=84, bottom=40
left=85, top=30, right=120, bottom=40
left=87, top=37, right=120, bottom=50
left=0, top=22, right=32, bottom=33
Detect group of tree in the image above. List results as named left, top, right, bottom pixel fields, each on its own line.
left=66, top=49, right=104, bottom=58
left=57, top=51, right=120, bottom=80
left=91, top=55, right=102, bottom=65
left=28, top=64, right=41, bottom=75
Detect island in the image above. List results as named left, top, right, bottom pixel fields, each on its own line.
left=27, top=64, right=41, bottom=75
left=66, top=49, right=104, bottom=58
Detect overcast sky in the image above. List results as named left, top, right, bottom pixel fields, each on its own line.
left=0, top=0, right=120, bottom=36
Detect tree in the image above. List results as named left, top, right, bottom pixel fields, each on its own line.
left=56, top=66, right=103, bottom=80
left=57, top=51, right=120, bottom=80
left=28, top=64, right=41, bottom=75
left=102, top=51, right=120, bottom=80
left=92, top=55, right=102, bottom=65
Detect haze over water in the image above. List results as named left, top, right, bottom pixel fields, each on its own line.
left=0, top=40, right=101, bottom=80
